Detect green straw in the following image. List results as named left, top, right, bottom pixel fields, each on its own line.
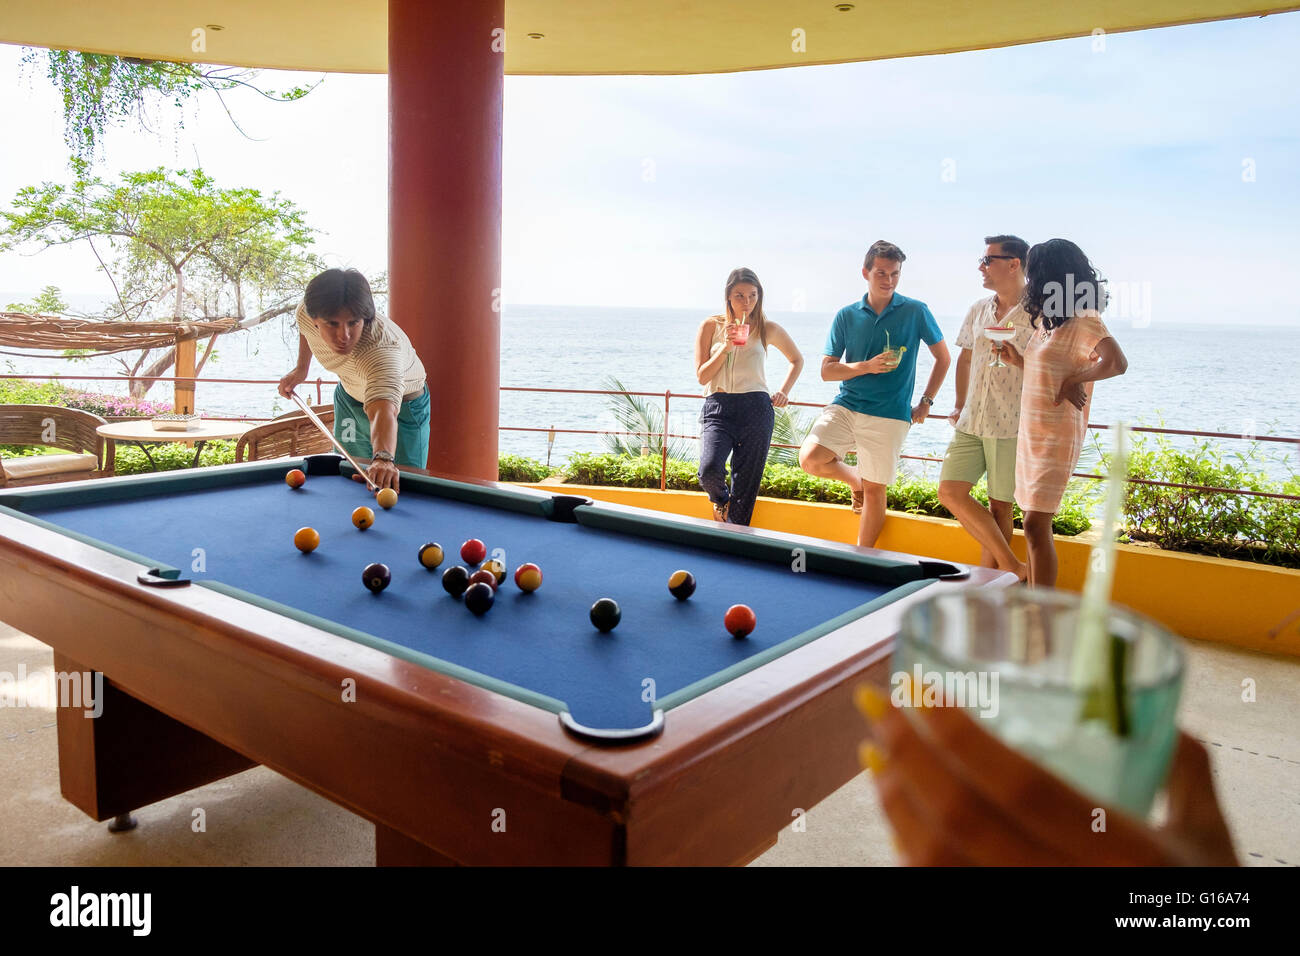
left=1073, top=421, right=1131, bottom=734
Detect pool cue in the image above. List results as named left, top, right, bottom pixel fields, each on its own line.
left=288, top=392, right=380, bottom=492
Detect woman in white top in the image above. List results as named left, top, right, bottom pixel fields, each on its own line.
left=693, top=268, right=804, bottom=525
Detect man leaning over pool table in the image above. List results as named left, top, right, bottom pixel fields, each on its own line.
left=279, top=268, right=430, bottom=492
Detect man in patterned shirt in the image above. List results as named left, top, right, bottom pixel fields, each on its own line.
left=937, top=236, right=1033, bottom=581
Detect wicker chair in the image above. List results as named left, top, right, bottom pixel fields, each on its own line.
left=235, top=407, right=337, bottom=463
left=0, top=404, right=107, bottom=488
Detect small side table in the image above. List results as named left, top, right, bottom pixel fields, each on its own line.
left=96, top=419, right=255, bottom=475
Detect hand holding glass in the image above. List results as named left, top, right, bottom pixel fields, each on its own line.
left=984, top=326, right=1016, bottom=367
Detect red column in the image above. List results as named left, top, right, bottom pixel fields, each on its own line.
left=389, top=0, right=504, bottom=478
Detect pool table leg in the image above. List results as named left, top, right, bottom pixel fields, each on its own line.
left=375, top=823, right=459, bottom=867
left=54, top=653, right=257, bottom=823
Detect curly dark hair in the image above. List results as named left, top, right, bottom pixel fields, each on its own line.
left=303, top=268, right=378, bottom=324
left=1021, top=239, right=1108, bottom=331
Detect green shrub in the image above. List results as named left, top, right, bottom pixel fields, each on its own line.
left=0, top=380, right=70, bottom=405
left=1116, top=433, right=1299, bottom=568
left=498, top=454, right=554, bottom=482
left=111, top=440, right=237, bottom=476
left=549, top=453, right=1099, bottom=538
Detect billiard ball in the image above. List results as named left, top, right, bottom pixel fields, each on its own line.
left=590, top=598, right=621, bottom=633
left=376, top=487, right=398, bottom=510
left=285, top=469, right=306, bottom=489
left=460, top=539, right=487, bottom=565
left=352, top=506, right=375, bottom=530
left=725, top=604, right=756, bottom=639
left=293, top=527, right=320, bottom=553
left=668, top=569, right=696, bottom=600
left=418, top=542, right=444, bottom=570
left=362, top=562, right=391, bottom=593
left=441, top=565, right=471, bottom=597
left=469, top=568, right=498, bottom=592
left=514, top=563, right=542, bottom=592
left=464, top=582, right=495, bottom=615
left=482, top=559, right=507, bottom=585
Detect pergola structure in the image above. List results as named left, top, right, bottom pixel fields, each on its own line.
left=2, top=0, right=1294, bottom=476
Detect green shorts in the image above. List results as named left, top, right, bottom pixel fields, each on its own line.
left=939, top=429, right=1018, bottom=502
left=332, top=384, right=431, bottom=468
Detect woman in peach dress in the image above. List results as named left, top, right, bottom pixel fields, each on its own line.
left=1000, top=239, right=1129, bottom=586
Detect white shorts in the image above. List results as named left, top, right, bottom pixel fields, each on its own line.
left=807, top=404, right=910, bottom=486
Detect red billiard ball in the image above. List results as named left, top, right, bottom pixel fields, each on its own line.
left=460, top=539, right=487, bottom=566
left=724, top=604, right=756, bottom=639
left=514, top=563, right=542, bottom=592
left=285, top=469, right=306, bottom=489
left=469, top=568, right=498, bottom=592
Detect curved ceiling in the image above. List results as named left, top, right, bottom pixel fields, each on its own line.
left=1, top=1, right=1296, bottom=75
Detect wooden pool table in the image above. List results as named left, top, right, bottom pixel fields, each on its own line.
left=0, top=456, right=1012, bottom=865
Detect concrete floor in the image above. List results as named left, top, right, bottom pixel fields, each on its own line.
left=1, top=622, right=1296, bottom=866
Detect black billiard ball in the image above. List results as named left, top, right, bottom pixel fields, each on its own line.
left=469, top=568, right=498, bottom=592
left=418, top=542, right=444, bottom=570
left=590, top=598, right=621, bottom=633
left=668, top=569, right=696, bottom=600
left=464, top=581, right=495, bottom=615
left=725, top=604, right=756, bottom=639
left=442, top=565, right=471, bottom=597
left=363, top=562, right=391, bottom=593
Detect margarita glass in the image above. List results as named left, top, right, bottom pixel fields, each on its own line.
left=984, top=325, right=1016, bottom=367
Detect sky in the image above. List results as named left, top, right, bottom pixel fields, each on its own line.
left=1, top=11, right=1299, bottom=327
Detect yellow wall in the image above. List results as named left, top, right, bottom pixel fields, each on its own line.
left=521, top=483, right=1300, bottom=658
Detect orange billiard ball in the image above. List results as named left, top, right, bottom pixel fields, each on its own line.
left=293, top=527, right=320, bottom=553
left=514, top=563, right=542, bottom=592
left=352, top=506, right=375, bottom=530
left=724, top=604, right=756, bottom=639
left=285, top=469, right=306, bottom=489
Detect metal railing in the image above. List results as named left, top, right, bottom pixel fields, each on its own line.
left=4, top=372, right=1297, bottom=501
left=500, top=385, right=1300, bottom=500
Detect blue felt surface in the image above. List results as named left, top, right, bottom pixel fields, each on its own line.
left=26, top=473, right=900, bottom=729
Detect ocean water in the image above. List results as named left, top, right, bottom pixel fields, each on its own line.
left=5, top=305, right=1298, bottom=482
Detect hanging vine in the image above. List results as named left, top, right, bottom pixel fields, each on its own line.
left=20, top=49, right=320, bottom=161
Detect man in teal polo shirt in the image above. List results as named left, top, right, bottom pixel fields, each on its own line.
left=799, top=240, right=951, bottom=547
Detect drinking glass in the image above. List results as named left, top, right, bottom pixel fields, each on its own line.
left=891, top=588, right=1185, bottom=818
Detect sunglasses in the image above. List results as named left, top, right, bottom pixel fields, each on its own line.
left=979, top=255, right=1018, bottom=267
